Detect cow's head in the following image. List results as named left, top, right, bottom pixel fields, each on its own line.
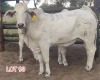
left=4, top=3, right=36, bottom=29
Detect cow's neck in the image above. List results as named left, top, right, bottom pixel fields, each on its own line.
left=25, top=15, right=42, bottom=39
left=26, top=15, right=41, bottom=29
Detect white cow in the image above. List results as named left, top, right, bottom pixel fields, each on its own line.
left=4, top=3, right=97, bottom=77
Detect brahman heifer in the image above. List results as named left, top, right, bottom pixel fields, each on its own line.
left=4, top=3, right=97, bottom=77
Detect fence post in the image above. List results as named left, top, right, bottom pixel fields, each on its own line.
left=94, top=0, right=100, bottom=59
left=0, top=1, right=4, bottom=52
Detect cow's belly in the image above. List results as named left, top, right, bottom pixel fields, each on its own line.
left=59, top=39, right=76, bottom=47
left=50, top=35, right=76, bottom=45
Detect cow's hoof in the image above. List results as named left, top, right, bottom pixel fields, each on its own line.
left=63, top=62, right=68, bottom=66
left=85, top=65, right=92, bottom=71
left=58, top=61, right=63, bottom=65
left=45, top=73, right=50, bottom=78
left=19, top=58, right=23, bottom=62
left=38, top=71, right=44, bottom=75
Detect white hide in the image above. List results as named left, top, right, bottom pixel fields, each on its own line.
left=4, top=3, right=97, bottom=77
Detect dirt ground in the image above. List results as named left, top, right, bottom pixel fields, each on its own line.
left=0, top=42, right=100, bottom=80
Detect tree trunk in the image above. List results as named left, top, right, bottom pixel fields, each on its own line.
left=16, top=0, right=19, bottom=3
left=94, top=0, right=100, bottom=59
left=33, top=0, right=37, bottom=8
left=0, top=1, right=5, bottom=52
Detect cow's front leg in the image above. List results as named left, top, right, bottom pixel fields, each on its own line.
left=39, top=42, right=50, bottom=77
left=37, top=52, right=44, bottom=75
left=32, top=45, right=41, bottom=61
left=18, top=34, right=24, bottom=62
left=32, top=51, right=38, bottom=60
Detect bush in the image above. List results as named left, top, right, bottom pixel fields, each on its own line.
left=41, top=2, right=65, bottom=13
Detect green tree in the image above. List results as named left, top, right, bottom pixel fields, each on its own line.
left=41, top=1, right=65, bottom=13
left=57, top=0, right=93, bottom=7
left=40, top=0, right=93, bottom=13
left=2, top=2, right=14, bottom=12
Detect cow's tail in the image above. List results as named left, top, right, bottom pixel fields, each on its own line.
left=95, top=29, right=97, bottom=47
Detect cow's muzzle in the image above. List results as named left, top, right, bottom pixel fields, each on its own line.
left=17, top=23, right=24, bottom=29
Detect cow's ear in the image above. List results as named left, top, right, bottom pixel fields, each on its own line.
left=28, top=10, right=36, bottom=17
left=28, top=8, right=43, bottom=17
left=5, top=10, right=16, bottom=17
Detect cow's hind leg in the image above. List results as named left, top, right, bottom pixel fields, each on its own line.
left=58, top=46, right=68, bottom=66
left=58, top=46, right=63, bottom=65
left=84, top=42, right=96, bottom=71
